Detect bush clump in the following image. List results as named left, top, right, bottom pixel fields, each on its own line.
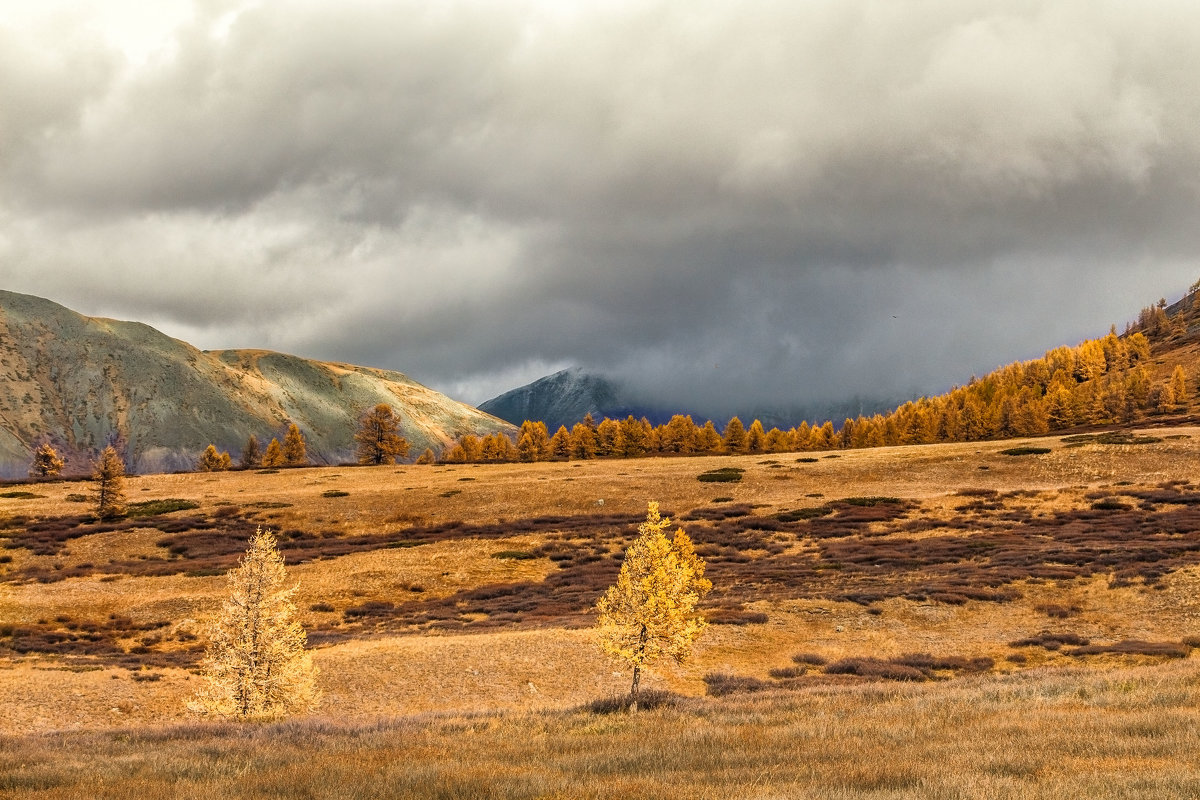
left=125, top=499, right=201, bottom=517
left=321, top=490, right=350, bottom=498
left=697, top=467, right=744, bottom=483
left=1000, top=447, right=1052, bottom=456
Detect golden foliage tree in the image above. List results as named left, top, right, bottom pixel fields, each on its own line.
left=92, top=445, right=126, bottom=520
left=1171, top=365, right=1189, bottom=409
left=415, top=447, right=436, bottom=465
left=191, top=527, right=320, bottom=720
left=355, top=404, right=410, bottom=465
left=198, top=444, right=232, bottom=472
left=596, top=502, right=711, bottom=711
left=722, top=417, right=747, bottom=454
left=29, top=442, right=64, bottom=478
left=282, top=424, right=307, bottom=466
left=550, top=425, right=572, bottom=460
left=262, top=438, right=285, bottom=467
left=517, top=420, right=551, bottom=462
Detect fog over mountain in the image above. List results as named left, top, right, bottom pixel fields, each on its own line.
left=3, top=1, right=1200, bottom=414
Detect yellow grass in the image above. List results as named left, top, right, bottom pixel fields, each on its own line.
left=2, top=428, right=1200, bottom=795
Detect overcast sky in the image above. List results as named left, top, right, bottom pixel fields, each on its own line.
left=3, top=1, right=1200, bottom=417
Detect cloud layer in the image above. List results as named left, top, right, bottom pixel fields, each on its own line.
left=4, top=0, right=1200, bottom=414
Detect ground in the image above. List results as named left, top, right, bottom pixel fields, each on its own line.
left=2, top=431, right=1200, bottom=797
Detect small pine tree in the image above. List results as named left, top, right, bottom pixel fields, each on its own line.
left=240, top=435, right=261, bottom=469
left=262, top=438, right=285, bottom=467
left=198, top=444, right=232, bottom=472
left=596, top=502, right=711, bottom=711
left=29, top=442, right=64, bottom=478
left=354, top=404, right=410, bottom=465
left=190, top=527, right=321, bottom=720
left=282, top=424, right=307, bottom=466
left=92, top=446, right=126, bottom=520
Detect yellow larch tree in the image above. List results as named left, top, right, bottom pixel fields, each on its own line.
left=282, top=424, right=308, bottom=466
left=261, top=438, right=285, bottom=467
left=92, top=445, right=126, bottom=520
left=596, top=502, right=711, bottom=711
left=29, top=442, right=64, bottom=478
left=191, top=527, right=320, bottom=720
left=354, top=404, right=410, bottom=465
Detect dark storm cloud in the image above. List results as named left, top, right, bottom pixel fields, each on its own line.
left=3, top=1, right=1200, bottom=413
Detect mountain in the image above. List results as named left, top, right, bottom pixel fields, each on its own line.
left=479, top=366, right=901, bottom=431
left=0, top=290, right=514, bottom=477
left=479, top=368, right=629, bottom=431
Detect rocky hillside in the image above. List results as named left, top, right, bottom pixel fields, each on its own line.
left=479, top=368, right=632, bottom=431
left=0, top=291, right=514, bottom=477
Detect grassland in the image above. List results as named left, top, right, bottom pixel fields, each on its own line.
left=3, top=429, right=1200, bottom=796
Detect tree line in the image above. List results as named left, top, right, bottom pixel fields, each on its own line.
left=443, top=327, right=1192, bottom=463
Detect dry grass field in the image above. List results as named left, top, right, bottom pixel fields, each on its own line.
left=3, top=429, right=1200, bottom=796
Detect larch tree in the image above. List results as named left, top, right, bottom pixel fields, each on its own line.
left=191, top=527, right=321, bottom=720
left=282, top=424, right=307, bottom=466
left=722, top=417, right=747, bottom=454
left=240, top=435, right=261, bottom=469
left=415, top=447, right=436, bottom=465
left=198, top=445, right=232, bottom=472
left=262, top=438, right=285, bottom=467
left=596, top=502, right=711, bottom=712
left=1171, top=365, right=1189, bottom=409
left=29, top=442, right=64, bottom=478
left=354, top=404, right=410, bottom=465
left=92, top=445, right=126, bottom=520
left=550, top=425, right=572, bottom=460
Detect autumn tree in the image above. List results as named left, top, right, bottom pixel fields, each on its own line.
left=550, top=425, right=572, bottom=460
left=240, top=435, right=261, bottom=469
left=198, top=445, right=232, bottom=472
left=415, top=447, right=436, bottom=465
left=595, top=418, right=620, bottom=456
left=596, top=502, right=711, bottom=711
left=190, top=527, right=320, bottom=720
left=282, top=424, right=307, bottom=466
left=569, top=422, right=598, bottom=459
left=1171, top=365, right=1189, bottom=409
left=746, top=419, right=767, bottom=453
left=92, top=446, right=126, bottom=520
left=29, top=443, right=64, bottom=478
left=355, top=404, right=410, bottom=465
left=517, top=421, right=551, bottom=462
left=262, top=438, right=285, bottom=467
left=722, top=417, right=747, bottom=454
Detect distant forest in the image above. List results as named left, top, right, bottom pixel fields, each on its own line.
left=443, top=293, right=1198, bottom=463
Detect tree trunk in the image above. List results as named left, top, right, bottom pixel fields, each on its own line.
left=628, top=624, right=648, bottom=713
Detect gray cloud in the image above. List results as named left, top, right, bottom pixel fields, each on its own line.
left=3, top=0, right=1200, bottom=415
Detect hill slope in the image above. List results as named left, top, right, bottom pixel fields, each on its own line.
left=479, top=368, right=630, bottom=430
left=0, top=290, right=514, bottom=476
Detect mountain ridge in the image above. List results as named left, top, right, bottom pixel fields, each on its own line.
left=0, top=290, right=514, bottom=476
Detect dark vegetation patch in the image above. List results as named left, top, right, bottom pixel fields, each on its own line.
left=697, top=467, right=744, bottom=483
left=255, top=469, right=280, bottom=474
left=0, top=491, right=43, bottom=499
left=1009, top=631, right=1091, bottom=650
left=0, top=614, right=203, bottom=668
left=1065, top=640, right=1193, bottom=659
left=491, top=550, right=536, bottom=560
left=321, top=490, right=350, bottom=498
left=796, top=457, right=819, bottom=463
left=125, top=499, right=200, bottom=517
left=824, top=654, right=993, bottom=682
left=703, top=672, right=770, bottom=697
left=582, top=690, right=682, bottom=714
left=1062, top=432, right=1164, bottom=447
left=64, top=493, right=88, bottom=503
left=706, top=607, right=769, bottom=625
left=1000, top=447, right=1052, bottom=456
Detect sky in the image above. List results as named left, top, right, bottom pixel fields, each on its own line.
left=3, top=1, right=1200, bottom=418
